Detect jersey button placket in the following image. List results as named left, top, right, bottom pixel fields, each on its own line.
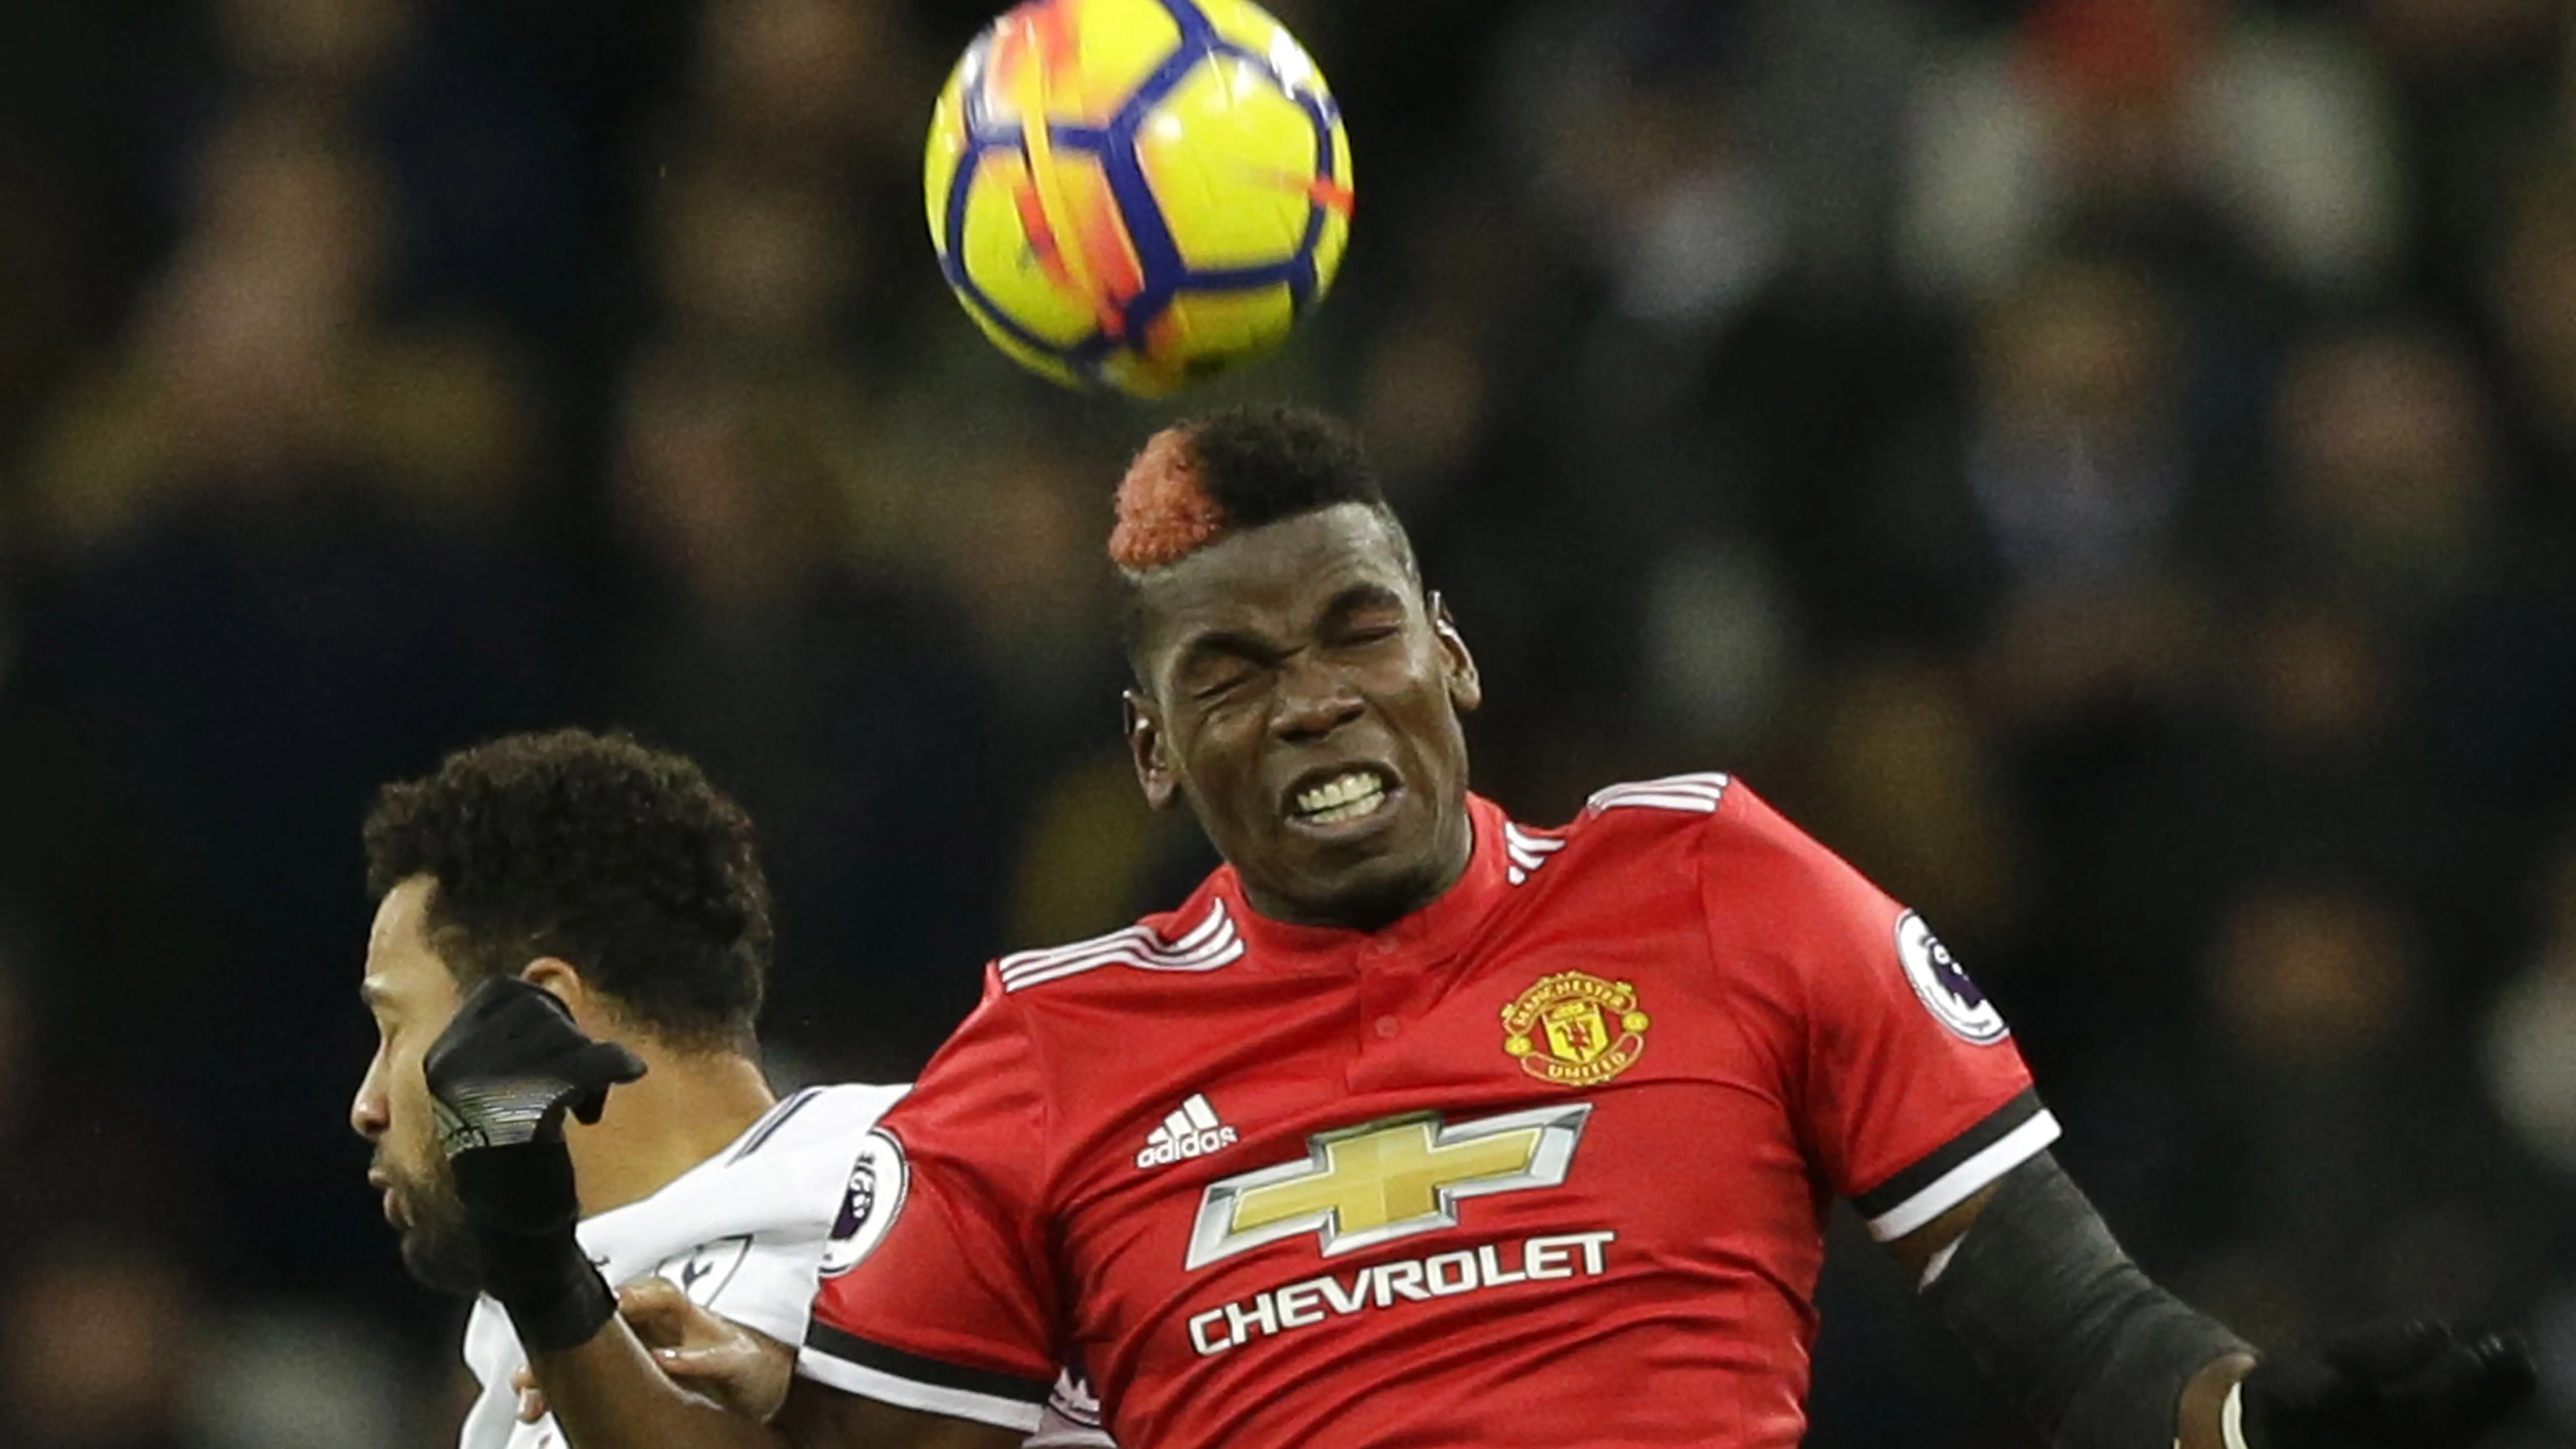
left=1359, top=938, right=1405, bottom=1049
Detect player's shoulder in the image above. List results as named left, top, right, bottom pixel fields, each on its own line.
left=1546, top=770, right=1739, bottom=853
left=989, top=883, right=1243, bottom=999
left=1551, top=770, right=1852, bottom=895
left=721, top=1082, right=909, bottom=1170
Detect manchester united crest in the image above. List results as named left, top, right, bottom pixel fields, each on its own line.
left=1501, top=971, right=1649, bottom=1086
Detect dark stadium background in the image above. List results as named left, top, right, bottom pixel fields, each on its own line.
left=0, top=0, right=2573, bottom=1444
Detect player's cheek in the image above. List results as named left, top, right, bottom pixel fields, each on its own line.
left=1360, top=651, right=1434, bottom=712
left=1198, top=718, right=1265, bottom=808
left=392, top=1046, right=440, bottom=1147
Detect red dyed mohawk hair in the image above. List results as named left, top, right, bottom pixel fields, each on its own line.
left=1107, top=404, right=1390, bottom=576
left=1110, top=426, right=1227, bottom=573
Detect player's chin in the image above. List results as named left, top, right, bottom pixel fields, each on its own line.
left=395, top=1205, right=486, bottom=1298
left=1284, top=825, right=1447, bottom=917
left=1273, top=814, right=1413, bottom=888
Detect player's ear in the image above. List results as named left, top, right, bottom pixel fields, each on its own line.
left=1430, top=591, right=1481, bottom=714
left=1125, top=689, right=1183, bottom=811
left=518, top=958, right=594, bottom=1027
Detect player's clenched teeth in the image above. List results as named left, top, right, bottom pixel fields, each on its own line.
left=1290, top=769, right=1390, bottom=823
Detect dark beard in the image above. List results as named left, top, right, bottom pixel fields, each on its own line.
left=386, top=1161, right=485, bottom=1297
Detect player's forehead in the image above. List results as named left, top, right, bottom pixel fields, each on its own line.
left=1141, top=505, right=1414, bottom=638
left=362, top=877, right=446, bottom=997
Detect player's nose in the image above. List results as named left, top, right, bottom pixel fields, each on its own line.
left=1271, top=659, right=1364, bottom=742
left=350, top=1061, right=390, bottom=1141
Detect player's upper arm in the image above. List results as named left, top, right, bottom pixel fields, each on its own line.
left=694, top=1086, right=917, bottom=1350
left=1883, top=1178, right=2002, bottom=1288
left=1699, top=784, right=2058, bottom=1238
left=799, top=970, right=1067, bottom=1432
left=777, top=1378, right=1034, bottom=1449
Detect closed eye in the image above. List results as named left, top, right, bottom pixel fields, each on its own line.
left=359, top=982, right=398, bottom=1036
left=1195, top=671, right=1255, bottom=701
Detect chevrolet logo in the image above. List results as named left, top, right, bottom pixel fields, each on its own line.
left=1185, top=1103, right=1591, bottom=1270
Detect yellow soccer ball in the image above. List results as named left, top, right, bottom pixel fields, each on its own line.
left=923, top=0, right=1354, bottom=398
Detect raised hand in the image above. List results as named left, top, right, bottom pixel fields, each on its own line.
left=423, top=976, right=644, bottom=1350
left=424, top=976, right=646, bottom=1158
left=2240, top=1320, right=2535, bottom=1449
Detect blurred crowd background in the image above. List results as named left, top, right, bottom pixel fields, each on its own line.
left=0, top=0, right=2572, bottom=1444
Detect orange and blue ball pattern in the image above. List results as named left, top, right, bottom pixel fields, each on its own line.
left=924, top=0, right=1354, bottom=398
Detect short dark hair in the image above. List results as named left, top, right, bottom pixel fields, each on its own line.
left=1109, top=404, right=1400, bottom=575
left=1112, top=406, right=1419, bottom=680
left=363, top=729, right=771, bottom=1053
left=1183, top=403, right=1388, bottom=527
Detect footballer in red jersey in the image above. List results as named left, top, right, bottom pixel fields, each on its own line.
left=416, top=406, right=2529, bottom=1449
left=800, top=778, right=2051, bottom=1447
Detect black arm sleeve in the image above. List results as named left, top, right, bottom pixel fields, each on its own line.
left=1921, top=1151, right=2251, bottom=1449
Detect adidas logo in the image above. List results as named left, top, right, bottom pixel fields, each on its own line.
left=1136, top=1094, right=1237, bottom=1169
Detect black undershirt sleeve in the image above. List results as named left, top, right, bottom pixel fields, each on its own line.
left=1920, top=1151, right=2251, bottom=1449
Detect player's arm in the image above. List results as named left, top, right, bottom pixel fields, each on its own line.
left=1707, top=786, right=2530, bottom=1449
left=525, top=1321, right=1021, bottom=1449
left=795, top=979, right=1078, bottom=1445
left=503, top=1284, right=1025, bottom=1449
left=528, top=1315, right=789, bottom=1449
left=421, top=978, right=1030, bottom=1449
left=1893, top=1150, right=2530, bottom=1449
left=523, top=1285, right=1111, bottom=1449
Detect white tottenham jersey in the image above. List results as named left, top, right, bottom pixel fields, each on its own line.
left=459, top=1083, right=1112, bottom=1449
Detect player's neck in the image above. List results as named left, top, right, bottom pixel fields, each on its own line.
left=563, top=1049, right=776, bottom=1218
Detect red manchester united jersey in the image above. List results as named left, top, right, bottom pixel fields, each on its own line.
left=801, top=776, right=2057, bottom=1448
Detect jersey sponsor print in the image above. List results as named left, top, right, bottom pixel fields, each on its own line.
left=802, top=778, right=2057, bottom=1448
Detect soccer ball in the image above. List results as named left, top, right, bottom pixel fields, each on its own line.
left=923, top=0, right=1353, bottom=399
